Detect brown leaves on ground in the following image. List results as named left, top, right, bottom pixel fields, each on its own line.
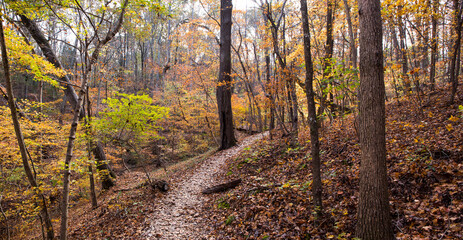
left=201, top=89, right=463, bottom=239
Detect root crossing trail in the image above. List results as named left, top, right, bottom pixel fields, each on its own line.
left=143, top=133, right=266, bottom=239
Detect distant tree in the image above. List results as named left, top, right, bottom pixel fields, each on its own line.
left=356, top=0, right=394, bottom=239
left=217, top=0, right=237, bottom=150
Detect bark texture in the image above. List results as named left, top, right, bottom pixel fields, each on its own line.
left=356, top=0, right=394, bottom=239
left=217, top=0, right=237, bottom=150
left=300, top=0, right=322, bottom=213
left=449, top=0, right=463, bottom=103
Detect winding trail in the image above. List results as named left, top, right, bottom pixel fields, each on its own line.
left=143, top=133, right=266, bottom=239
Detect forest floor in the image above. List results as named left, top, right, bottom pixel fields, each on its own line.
left=66, top=132, right=266, bottom=239
left=142, top=133, right=267, bottom=239
left=199, top=89, right=463, bottom=239
left=65, top=88, right=462, bottom=239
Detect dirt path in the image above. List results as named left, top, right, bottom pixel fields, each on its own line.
left=143, top=133, right=266, bottom=239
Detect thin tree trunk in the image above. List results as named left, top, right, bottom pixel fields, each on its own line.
left=300, top=0, right=322, bottom=215
left=398, top=13, right=411, bottom=93
left=342, top=0, right=357, bottom=69
left=319, top=0, right=335, bottom=118
left=262, top=8, right=275, bottom=131
left=60, top=66, right=87, bottom=240
left=450, top=0, right=463, bottom=103
left=429, top=0, right=438, bottom=90
left=356, top=0, right=394, bottom=238
left=60, top=1, right=128, bottom=238
left=84, top=91, right=98, bottom=208
left=0, top=18, right=54, bottom=240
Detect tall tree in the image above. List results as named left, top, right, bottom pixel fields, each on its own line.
left=217, top=0, right=237, bottom=150
left=449, top=0, right=463, bottom=103
left=342, top=0, right=357, bottom=69
left=59, top=0, right=129, bottom=238
left=0, top=17, right=54, bottom=240
left=356, top=0, right=394, bottom=238
left=300, top=0, right=322, bottom=214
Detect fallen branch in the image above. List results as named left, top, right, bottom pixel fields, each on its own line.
left=202, top=179, right=242, bottom=194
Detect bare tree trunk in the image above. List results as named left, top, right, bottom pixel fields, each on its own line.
left=318, top=0, right=335, bottom=118
left=356, top=0, right=394, bottom=238
left=60, top=67, right=87, bottom=240
left=0, top=18, right=54, bottom=240
left=450, top=0, right=463, bottom=103
left=217, top=0, right=237, bottom=150
left=342, top=0, right=357, bottom=69
left=398, top=13, right=411, bottom=93
left=60, top=1, right=128, bottom=238
left=300, top=0, right=322, bottom=215
left=84, top=92, right=98, bottom=208
left=429, top=0, right=439, bottom=90
left=262, top=8, right=275, bottom=131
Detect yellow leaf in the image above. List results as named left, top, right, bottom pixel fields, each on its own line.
left=446, top=124, right=453, bottom=132
left=449, top=115, right=459, bottom=122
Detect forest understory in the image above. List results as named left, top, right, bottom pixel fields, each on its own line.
left=17, top=87, right=459, bottom=240
left=1, top=0, right=463, bottom=239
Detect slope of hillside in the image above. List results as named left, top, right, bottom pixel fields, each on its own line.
left=201, top=89, right=463, bottom=239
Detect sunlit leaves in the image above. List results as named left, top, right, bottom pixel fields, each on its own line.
left=93, top=93, right=168, bottom=151
left=2, top=26, right=65, bottom=88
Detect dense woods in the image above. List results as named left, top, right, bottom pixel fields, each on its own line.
left=0, top=0, right=462, bottom=239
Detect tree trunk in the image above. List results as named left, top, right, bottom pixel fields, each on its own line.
left=93, top=142, right=116, bottom=189
left=342, top=0, right=357, bottom=69
left=449, top=0, right=463, bottom=103
left=217, top=0, right=237, bottom=150
left=319, top=0, right=335, bottom=118
left=19, top=15, right=79, bottom=109
left=60, top=69, right=87, bottom=240
left=262, top=6, right=275, bottom=131
left=356, top=0, right=394, bottom=238
left=0, top=18, right=54, bottom=240
left=300, top=0, right=322, bottom=214
left=398, top=13, right=411, bottom=93
left=429, top=0, right=438, bottom=90
left=60, top=1, right=128, bottom=238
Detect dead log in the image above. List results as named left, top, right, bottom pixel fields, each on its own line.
left=202, top=179, right=242, bottom=194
